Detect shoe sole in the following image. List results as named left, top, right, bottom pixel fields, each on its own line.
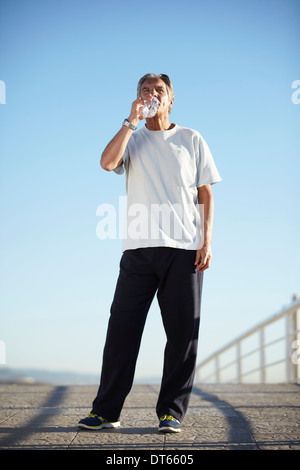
left=158, top=426, right=181, bottom=433
left=78, top=421, right=120, bottom=430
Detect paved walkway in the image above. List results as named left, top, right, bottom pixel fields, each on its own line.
left=0, top=382, right=299, bottom=451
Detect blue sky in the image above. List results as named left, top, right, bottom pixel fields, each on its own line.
left=0, top=0, right=299, bottom=381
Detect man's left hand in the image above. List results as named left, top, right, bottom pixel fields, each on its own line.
left=194, top=245, right=212, bottom=272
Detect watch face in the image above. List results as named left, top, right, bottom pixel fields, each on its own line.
left=123, top=120, right=135, bottom=130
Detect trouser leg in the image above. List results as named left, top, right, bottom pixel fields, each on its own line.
left=156, top=249, right=203, bottom=422
left=92, top=249, right=158, bottom=421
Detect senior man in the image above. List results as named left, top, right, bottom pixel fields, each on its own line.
left=78, top=73, right=221, bottom=433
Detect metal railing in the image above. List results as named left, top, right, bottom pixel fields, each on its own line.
left=195, top=295, right=300, bottom=384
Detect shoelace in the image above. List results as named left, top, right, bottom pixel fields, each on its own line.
left=160, top=414, right=178, bottom=423
left=87, top=412, right=105, bottom=421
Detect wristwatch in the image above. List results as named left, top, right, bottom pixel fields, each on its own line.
left=122, top=119, right=137, bottom=131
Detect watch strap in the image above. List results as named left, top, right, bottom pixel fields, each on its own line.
left=123, top=119, right=137, bottom=131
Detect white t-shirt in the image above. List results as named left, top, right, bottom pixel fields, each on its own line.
left=114, top=124, right=221, bottom=252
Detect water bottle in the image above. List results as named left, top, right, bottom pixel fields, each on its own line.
left=142, top=97, right=159, bottom=118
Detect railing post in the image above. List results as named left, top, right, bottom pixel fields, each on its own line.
left=285, top=312, right=292, bottom=382
left=291, top=303, right=300, bottom=383
left=215, top=354, right=220, bottom=383
left=259, top=327, right=266, bottom=383
left=236, top=341, right=242, bottom=383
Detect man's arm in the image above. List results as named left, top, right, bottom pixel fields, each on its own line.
left=100, top=98, right=144, bottom=171
left=195, top=184, right=214, bottom=272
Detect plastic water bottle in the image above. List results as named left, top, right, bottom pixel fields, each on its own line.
left=142, top=97, right=159, bottom=118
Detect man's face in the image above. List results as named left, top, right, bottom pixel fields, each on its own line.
left=140, top=78, right=173, bottom=116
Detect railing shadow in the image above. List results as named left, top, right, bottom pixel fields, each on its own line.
left=192, top=386, right=257, bottom=449
left=0, top=386, right=68, bottom=448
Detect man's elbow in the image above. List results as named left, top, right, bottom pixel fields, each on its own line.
left=100, top=160, right=111, bottom=171
left=100, top=156, right=114, bottom=171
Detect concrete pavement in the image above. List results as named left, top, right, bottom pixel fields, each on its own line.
left=0, top=382, right=299, bottom=451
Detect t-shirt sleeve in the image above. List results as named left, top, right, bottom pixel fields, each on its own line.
left=196, top=135, right=222, bottom=187
left=113, top=146, right=129, bottom=175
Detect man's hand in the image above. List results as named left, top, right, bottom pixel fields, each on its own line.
left=100, top=98, right=145, bottom=171
left=194, top=244, right=212, bottom=272
left=127, top=98, right=145, bottom=127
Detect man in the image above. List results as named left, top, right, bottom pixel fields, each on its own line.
left=78, top=73, right=221, bottom=433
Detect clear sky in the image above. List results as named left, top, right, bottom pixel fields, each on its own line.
left=0, top=0, right=299, bottom=381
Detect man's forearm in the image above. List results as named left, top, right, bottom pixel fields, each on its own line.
left=100, top=99, right=143, bottom=171
left=195, top=184, right=214, bottom=271
left=100, top=125, right=134, bottom=171
left=198, top=184, right=214, bottom=246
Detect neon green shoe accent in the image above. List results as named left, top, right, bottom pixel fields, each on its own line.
left=78, top=412, right=120, bottom=430
left=160, top=414, right=178, bottom=422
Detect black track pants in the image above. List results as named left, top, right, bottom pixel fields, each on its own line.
left=92, top=247, right=203, bottom=422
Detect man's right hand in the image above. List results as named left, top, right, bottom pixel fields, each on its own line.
left=100, top=98, right=145, bottom=171
left=127, top=98, right=145, bottom=127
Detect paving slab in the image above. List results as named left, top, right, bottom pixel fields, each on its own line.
left=0, top=382, right=299, bottom=452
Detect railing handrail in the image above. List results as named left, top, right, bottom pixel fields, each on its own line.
left=196, top=296, right=300, bottom=379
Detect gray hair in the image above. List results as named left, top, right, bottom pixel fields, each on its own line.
left=137, top=73, right=175, bottom=101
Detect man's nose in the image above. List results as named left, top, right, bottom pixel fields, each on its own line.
left=149, top=88, right=158, bottom=97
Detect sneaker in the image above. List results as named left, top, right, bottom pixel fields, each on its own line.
left=158, top=414, right=181, bottom=433
left=78, top=413, right=120, bottom=430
